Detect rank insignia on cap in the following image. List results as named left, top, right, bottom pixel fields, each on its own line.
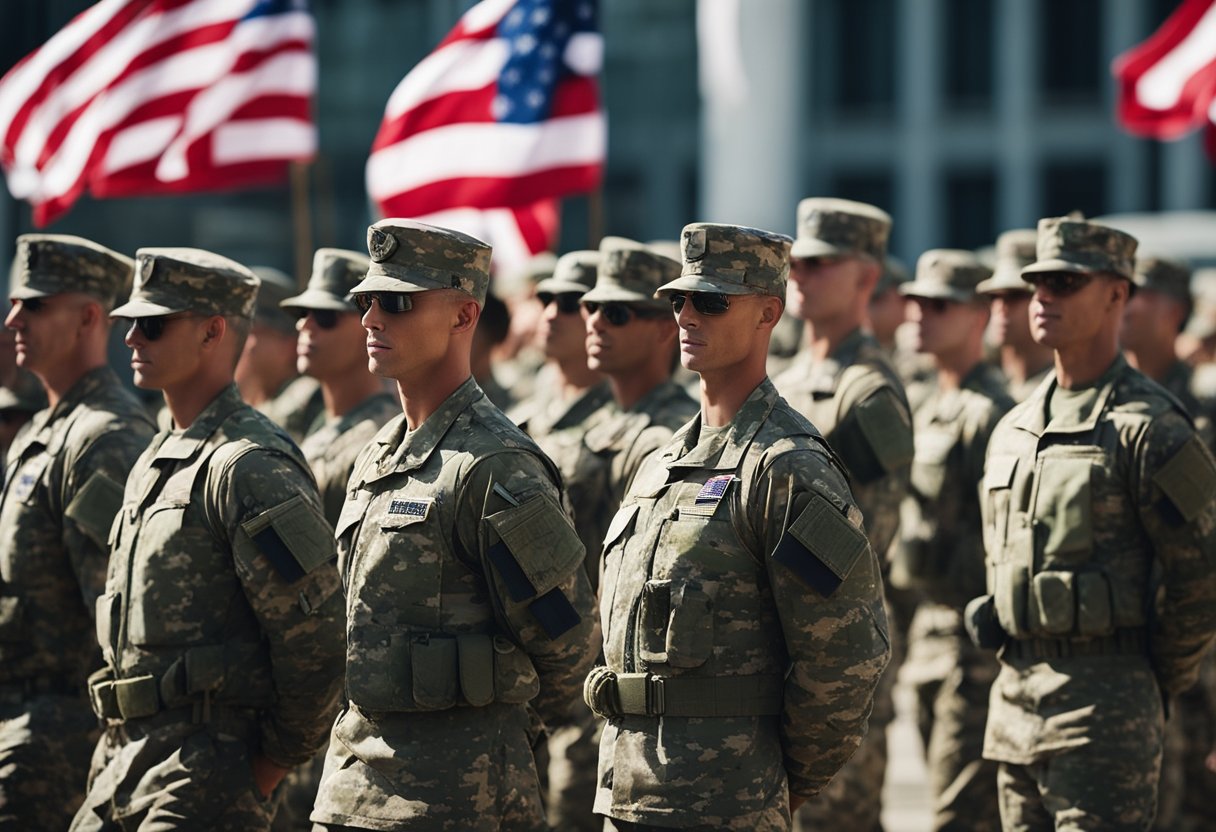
left=368, top=228, right=398, bottom=263
left=387, top=497, right=432, bottom=523
left=695, top=474, right=735, bottom=506
left=683, top=227, right=706, bottom=261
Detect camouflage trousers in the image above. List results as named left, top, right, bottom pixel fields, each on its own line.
left=794, top=585, right=917, bottom=832
left=0, top=693, right=99, bottom=831
left=70, top=711, right=275, bottom=831
left=544, top=708, right=601, bottom=832
left=904, top=605, right=1000, bottom=832
left=1154, top=649, right=1216, bottom=832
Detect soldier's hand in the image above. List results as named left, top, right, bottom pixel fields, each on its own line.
left=252, top=754, right=291, bottom=799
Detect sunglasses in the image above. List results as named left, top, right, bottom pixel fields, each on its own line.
left=537, top=292, right=583, bottom=315
left=582, top=301, right=665, bottom=326
left=352, top=292, right=413, bottom=314
left=132, top=313, right=196, bottom=342
left=15, top=297, right=47, bottom=313
left=910, top=296, right=956, bottom=314
left=669, top=292, right=732, bottom=316
left=294, top=308, right=341, bottom=329
left=1023, top=272, right=1095, bottom=297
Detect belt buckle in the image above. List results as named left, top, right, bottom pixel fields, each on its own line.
left=647, top=675, right=666, bottom=716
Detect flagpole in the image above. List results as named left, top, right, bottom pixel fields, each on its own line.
left=290, top=161, right=313, bottom=287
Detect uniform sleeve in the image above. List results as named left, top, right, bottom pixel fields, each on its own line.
left=216, top=449, right=346, bottom=767
left=61, top=418, right=154, bottom=610
left=1135, top=412, right=1216, bottom=696
left=748, top=448, right=891, bottom=799
left=842, top=387, right=914, bottom=561
left=455, top=450, right=599, bottom=727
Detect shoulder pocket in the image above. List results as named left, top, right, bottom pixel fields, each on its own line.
left=66, top=471, right=126, bottom=549
left=486, top=493, right=584, bottom=598
left=772, top=491, right=870, bottom=597
left=241, top=494, right=335, bottom=583
left=1154, top=435, right=1216, bottom=523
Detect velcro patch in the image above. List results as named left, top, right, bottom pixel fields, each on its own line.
left=486, top=493, right=584, bottom=598
left=529, top=588, right=581, bottom=639
left=695, top=474, right=735, bottom=505
left=387, top=498, right=432, bottom=522
left=241, top=494, right=335, bottom=583
left=65, top=472, right=126, bottom=548
left=772, top=492, right=869, bottom=597
left=1154, top=435, right=1216, bottom=523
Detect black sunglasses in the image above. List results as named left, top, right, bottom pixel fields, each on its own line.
left=669, top=292, right=731, bottom=316
left=132, top=313, right=196, bottom=342
left=14, top=297, right=47, bottom=313
left=537, top=292, right=583, bottom=315
left=1024, top=272, right=1095, bottom=297
left=294, top=308, right=341, bottom=329
left=352, top=292, right=413, bottom=314
left=910, top=296, right=955, bottom=314
left=582, top=300, right=665, bottom=326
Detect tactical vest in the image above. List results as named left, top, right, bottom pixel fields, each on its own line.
left=335, top=440, right=565, bottom=714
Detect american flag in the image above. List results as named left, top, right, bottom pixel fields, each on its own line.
left=366, top=0, right=606, bottom=274
left=0, top=0, right=317, bottom=227
left=1113, top=0, right=1216, bottom=158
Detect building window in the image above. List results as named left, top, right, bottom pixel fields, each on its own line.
left=1038, top=0, right=1103, bottom=106
left=944, top=169, right=997, bottom=250
left=815, top=0, right=896, bottom=116
left=943, top=0, right=993, bottom=111
left=1041, top=160, right=1108, bottom=219
left=827, top=170, right=896, bottom=247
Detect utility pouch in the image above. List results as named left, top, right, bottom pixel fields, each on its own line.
left=665, top=582, right=715, bottom=668
left=1075, top=571, right=1114, bottom=637
left=994, top=561, right=1030, bottom=637
left=637, top=580, right=672, bottom=664
left=491, top=635, right=540, bottom=704
left=457, top=634, right=494, bottom=707
left=411, top=637, right=458, bottom=710
left=1031, top=571, right=1075, bottom=635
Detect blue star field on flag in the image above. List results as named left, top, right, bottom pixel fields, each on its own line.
left=493, top=0, right=597, bottom=124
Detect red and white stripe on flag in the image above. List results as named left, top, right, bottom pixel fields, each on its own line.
left=0, top=0, right=317, bottom=227
left=1113, top=0, right=1216, bottom=153
left=366, top=0, right=606, bottom=274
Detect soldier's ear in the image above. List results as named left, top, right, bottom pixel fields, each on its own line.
left=452, top=297, right=481, bottom=334
left=758, top=296, right=783, bottom=328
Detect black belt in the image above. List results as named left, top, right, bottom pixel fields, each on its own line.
left=1002, top=628, right=1148, bottom=660
left=584, top=667, right=784, bottom=718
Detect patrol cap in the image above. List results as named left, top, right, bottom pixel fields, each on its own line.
left=10, top=234, right=133, bottom=306
left=495, top=251, right=557, bottom=300
left=657, top=222, right=792, bottom=298
left=281, top=248, right=372, bottom=313
left=1132, top=255, right=1192, bottom=304
left=1021, top=216, right=1137, bottom=282
left=111, top=248, right=260, bottom=319
left=580, top=237, right=679, bottom=310
left=0, top=372, right=46, bottom=416
left=790, top=197, right=891, bottom=261
left=976, top=229, right=1038, bottom=295
left=535, top=250, right=599, bottom=296
left=250, top=266, right=298, bottom=333
left=351, top=219, right=492, bottom=306
left=900, top=249, right=992, bottom=303
left=875, top=256, right=910, bottom=294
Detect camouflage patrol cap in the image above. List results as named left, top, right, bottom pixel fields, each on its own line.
left=10, top=234, right=133, bottom=306
left=281, top=248, right=372, bottom=313
left=495, top=251, right=557, bottom=300
left=1133, top=255, right=1191, bottom=304
left=657, top=222, right=793, bottom=298
left=250, top=266, right=297, bottom=333
left=875, top=256, right=910, bottom=294
left=976, top=229, right=1038, bottom=295
left=791, top=198, right=891, bottom=261
left=111, top=248, right=260, bottom=319
left=535, top=250, right=600, bottom=296
left=351, top=219, right=492, bottom=305
left=580, top=237, right=679, bottom=310
left=901, top=249, right=992, bottom=303
left=1021, top=216, right=1137, bottom=281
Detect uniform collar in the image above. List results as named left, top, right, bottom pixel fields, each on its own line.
left=17, top=366, right=116, bottom=451
left=663, top=378, right=776, bottom=472
left=155, top=384, right=247, bottom=461
left=1011, top=355, right=1125, bottom=438
left=371, top=376, right=483, bottom=476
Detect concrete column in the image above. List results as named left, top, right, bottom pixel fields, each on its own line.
left=1162, top=133, right=1207, bottom=210
left=1106, top=0, right=1149, bottom=214
left=699, top=0, right=804, bottom=235
left=895, top=0, right=941, bottom=254
left=995, top=0, right=1038, bottom=229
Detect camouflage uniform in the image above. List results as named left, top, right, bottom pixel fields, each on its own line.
left=587, top=224, right=890, bottom=830
left=970, top=218, right=1216, bottom=831
left=773, top=199, right=913, bottom=832
left=72, top=249, right=345, bottom=832
left=251, top=267, right=325, bottom=443
left=310, top=220, right=598, bottom=832
left=0, top=236, right=156, bottom=832
left=0, top=370, right=46, bottom=481
left=895, top=251, right=1012, bottom=832
left=976, top=230, right=1054, bottom=404
left=540, top=238, right=696, bottom=832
